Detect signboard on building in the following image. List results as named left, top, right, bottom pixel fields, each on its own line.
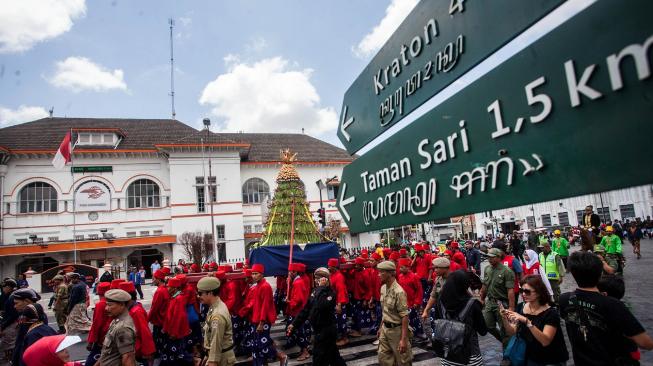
left=338, top=0, right=653, bottom=233
left=72, top=166, right=113, bottom=173
left=75, top=181, right=111, bottom=212
left=336, top=0, right=565, bottom=154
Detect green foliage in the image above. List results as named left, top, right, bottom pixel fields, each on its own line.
left=261, top=178, right=322, bottom=246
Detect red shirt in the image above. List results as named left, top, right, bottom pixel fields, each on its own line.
left=129, top=302, right=156, bottom=357
left=163, top=291, right=191, bottom=339
left=238, top=283, right=256, bottom=321
left=351, top=269, right=369, bottom=300
left=502, top=255, right=521, bottom=294
left=329, top=270, right=349, bottom=304
left=412, top=255, right=431, bottom=279
left=87, top=298, right=111, bottom=345
left=252, top=279, right=277, bottom=324
left=450, top=261, right=463, bottom=272
left=522, top=262, right=541, bottom=276
left=220, top=280, right=242, bottom=315
left=286, top=276, right=309, bottom=317
left=148, top=285, right=170, bottom=327
left=398, top=271, right=423, bottom=307
left=367, top=267, right=381, bottom=301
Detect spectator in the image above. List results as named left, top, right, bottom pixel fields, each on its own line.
left=433, top=270, right=487, bottom=365
left=560, top=252, right=653, bottom=365
left=464, top=241, right=481, bottom=274
left=22, top=334, right=83, bottom=366
left=16, top=274, right=29, bottom=289
left=150, top=260, right=161, bottom=277
left=17, top=304, right=58, bottom=366
left=128, top=267, right=144, bottom=300
left=502, top=275, right=569, bottom=366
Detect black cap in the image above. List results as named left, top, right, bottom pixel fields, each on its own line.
left=13, top=288, right=41, bottom=302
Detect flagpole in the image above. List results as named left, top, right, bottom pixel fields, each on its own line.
left=70, top=128, right=77, bottom=264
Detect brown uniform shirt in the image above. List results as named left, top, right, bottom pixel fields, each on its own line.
left=380, top=280, right=409, bottom=325
left=99, top=311, right=136, bottom=366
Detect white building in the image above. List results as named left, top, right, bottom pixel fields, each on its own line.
left=473, top=185, right=653, bottom=236
left=0, top=117, right=379, bottom=279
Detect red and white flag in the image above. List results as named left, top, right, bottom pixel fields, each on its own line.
left=52, top=132, right=72, bottom=169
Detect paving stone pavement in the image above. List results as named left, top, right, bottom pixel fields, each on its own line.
left=34, top=239, right=653, bottom=364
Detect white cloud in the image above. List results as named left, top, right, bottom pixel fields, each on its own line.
left=0, top=0, right=86, bottom=53
left=0, top=105, right=49, bottom=126
left=48, top=56, right=128, bottom=92
left=353, top=0, right=418, bottom=59
left=178, top=16, right=192, bottom=27
left=199, top=57, right=337, bottom=136
left=245, top=36, right=267, bottom=53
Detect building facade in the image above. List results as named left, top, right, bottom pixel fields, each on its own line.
left=0, top=118, right=379, bottom=279
left=473, top=184, right=653, bottom=236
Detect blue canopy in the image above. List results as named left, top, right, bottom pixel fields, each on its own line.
left=248, top=242, right=339, bottom=276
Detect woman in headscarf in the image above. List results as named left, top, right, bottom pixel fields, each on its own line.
left=522, top=249, right=554, bottom=300
left=18, top=304, right=57, bottom=366
left=433, top=270, right=487, bottom=366
left=22, top=334, right=82, bottom=366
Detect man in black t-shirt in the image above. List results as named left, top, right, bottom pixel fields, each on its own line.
left=560, top=252, right=653, bottom=365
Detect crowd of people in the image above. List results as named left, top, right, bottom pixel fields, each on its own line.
left=1, top=205, right=652, bottom=365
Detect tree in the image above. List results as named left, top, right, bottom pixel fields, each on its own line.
left=179, top=231, right=213, bottom=264
left=260, top=149, right=322, bottom=246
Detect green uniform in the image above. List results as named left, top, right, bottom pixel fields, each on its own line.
left=99, top=311, right=136, bottom=366
left=203, top=298, right=236, bottom=366
left=429, top=275, right=446, bottom=302
left=482, top=263, right=515, bottom=347
left=551, top=237, right=569, bottom=257
left=53, top=283, right=69, bottom=328
left=379, top=280, right=412, bottom=366
left=600, top=234, right=622, bottom=254
left=538, top=235, right=549, bottom=246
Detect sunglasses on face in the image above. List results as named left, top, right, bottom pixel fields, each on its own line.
left=520, top=288, right=533, bottom=296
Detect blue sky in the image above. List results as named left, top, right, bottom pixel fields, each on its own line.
left=0, top=0, right=420, bottom=147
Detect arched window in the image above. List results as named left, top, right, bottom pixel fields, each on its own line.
left=242, top=178, right=270, bottom=204
left=127, top=179, right=160, bottom=208
left=19, top=182, right=58, bottom=213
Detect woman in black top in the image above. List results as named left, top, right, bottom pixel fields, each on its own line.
left=502, top=275, right=569, bottom=366
left=435, top=270, right=487, bottom=366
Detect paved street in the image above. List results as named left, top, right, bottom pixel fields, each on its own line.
left=35, top=239, right=653, bottom=365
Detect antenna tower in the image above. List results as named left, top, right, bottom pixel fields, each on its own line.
left=169, top=18, right=176, bottom=119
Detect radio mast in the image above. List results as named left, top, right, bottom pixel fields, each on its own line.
left=169, top=18, right=176, bottom=119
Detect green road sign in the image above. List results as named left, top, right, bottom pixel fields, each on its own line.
left=338, top=0, right=653, bottom=233
left=337, top=0, right=565, bottom=154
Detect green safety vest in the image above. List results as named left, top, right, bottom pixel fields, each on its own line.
left=539, top=252, right=561, bottom=281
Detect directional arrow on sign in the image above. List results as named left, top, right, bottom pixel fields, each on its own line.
left=338, top=182, right=355, bottom=222
left=339, top=105, right=354, bottom=142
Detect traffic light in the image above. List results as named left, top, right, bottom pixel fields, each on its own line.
left=317, top=208, right=326, bottom=227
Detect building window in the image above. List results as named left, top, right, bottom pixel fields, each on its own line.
left=196, top=176, right=216, bottom=213
left=244, top=225, right=252, bottom=234
left=541, top=214, right=552, bottom=227
left=619, top=204, right=635, bottom=220
left=597, top=206, right=611, bottom=223
left=216, top=225, right=226, bottom=262
left=126, top=179, right=160, bottom=208
left=242, top=178, right=270, bottom=204
left=327, top=183, right=340, bottom=200
left=76, top=132, right=117, bottom=146
left=254, top=224, right=263, bottom=233
left=526, top=216, right=535, bottom=229
left=576, top=210, right=584, bottom=226
left=19, top=182, right=58, bottom=213
left=558, top=212, right=570, bottom=226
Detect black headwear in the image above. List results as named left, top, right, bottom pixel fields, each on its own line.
left=439, top=270, right=471, bottom=312
left=13, top=288, right=41, bottom=302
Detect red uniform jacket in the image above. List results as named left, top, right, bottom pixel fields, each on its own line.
left=238, top=283, right=257, bottom=321
left=398, top=271, right=423, bottom=307
left=366, top=267, right=381, bottom=301
left=87, top=299, right=111, bottom=345
left=148, top=285, right=170, bottom=327
left=286, top=276, right=309, bottom=317
left=276, top=276, right=287, bottom=297
left=329, top=270, right=349, bottom=304
left=221, top=280, right=242, bottom=315
left=351, top=269, right=369, bottom=301
left=163, top=291, right=191, bottom=339
left=252, top=279, right=277, bottom=325
left=502, top=255, right=521, bottom=294
left=412, top=255, right=431, bottom=279
left=300, top=273, right=312, bottom=300
left=129, top=302, right=156, bottom=358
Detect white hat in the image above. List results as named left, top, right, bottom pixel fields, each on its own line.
left=56, top=335, right=82, bottom=353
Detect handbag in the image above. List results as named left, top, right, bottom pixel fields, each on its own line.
left=503, top=331, right=527, bottom=366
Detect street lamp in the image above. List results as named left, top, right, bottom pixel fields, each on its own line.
left=315, top=179, right=326, bottom=228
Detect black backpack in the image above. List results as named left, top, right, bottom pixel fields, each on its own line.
left=431, top=298, right=477, bottom=363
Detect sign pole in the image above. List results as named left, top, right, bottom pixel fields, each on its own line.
left=70, top=128, right=77, bottom=264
